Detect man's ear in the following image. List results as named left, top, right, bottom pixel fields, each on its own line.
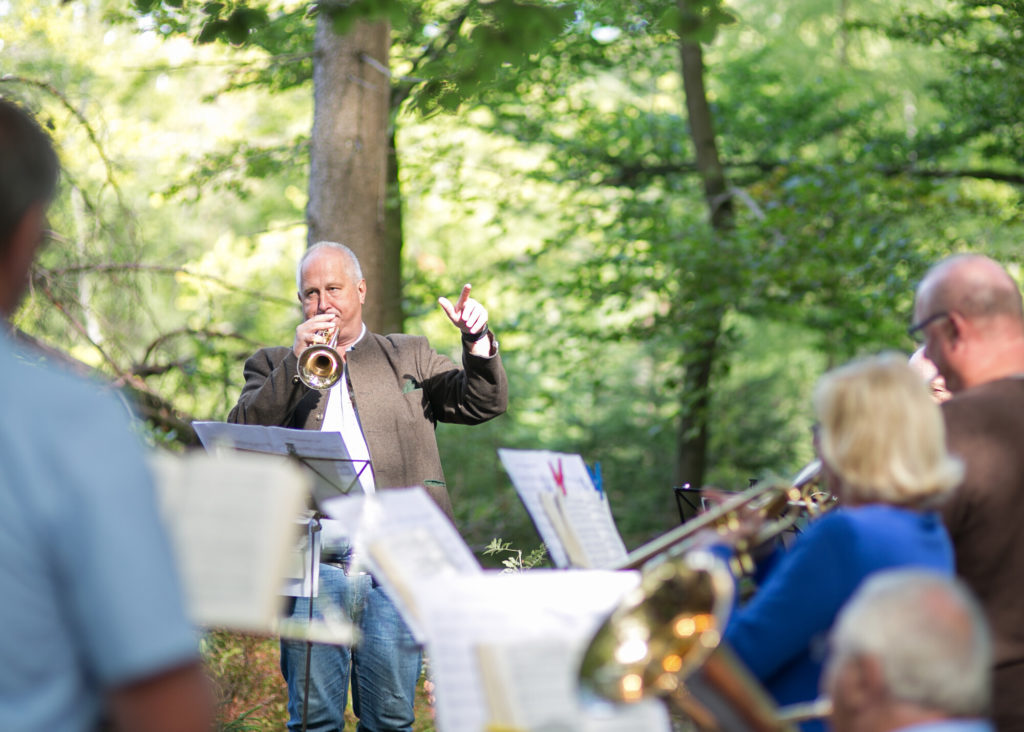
left=0, top=203, right=46, bottom=318
left=851, top=654, right=887, bottom=707
left=833, top=654, right=886, bottom=713
left=945, top=311, right=968, bottom=346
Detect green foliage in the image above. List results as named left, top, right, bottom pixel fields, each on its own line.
left=483, top=538, right=549, bottom=572
left=862, top=0, right=1024, bottom=168
left=126, top=0, right=577, bottom=115
left=8, top=0, right=1024, bottom=550
left=200, top=631, right=288, bottom=729
left=409, top=1, right=576, bottom=113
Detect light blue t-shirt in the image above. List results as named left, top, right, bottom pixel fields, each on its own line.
left=0, top=331, right=199, bottom=732
left=897, top=721, right=994, bottom=732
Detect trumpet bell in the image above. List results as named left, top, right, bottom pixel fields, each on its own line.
left=297, top=344, right=343, bottom=390
left=579, top=550, right=734, bottom=705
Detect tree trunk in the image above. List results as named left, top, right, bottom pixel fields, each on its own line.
left=307, top=16, right=395, bottom=333
left=674, top=31, right=734, bottom=492
left=381, top=125, right=405, bottom=334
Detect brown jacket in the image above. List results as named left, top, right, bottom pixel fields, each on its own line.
left=942, top=377, right=1024, bottom=731
left=227, top=331, right=508, bottom=519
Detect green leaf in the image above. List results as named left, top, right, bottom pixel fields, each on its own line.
left=197, top=18, right=227, bottom=43
left=225, top=14, right=250, bottom=45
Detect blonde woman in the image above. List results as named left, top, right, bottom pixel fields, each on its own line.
left=717, top=353, right=964, bottom=729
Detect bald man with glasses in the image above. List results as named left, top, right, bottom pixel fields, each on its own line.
left=911, top=254, right=1024, bottom=731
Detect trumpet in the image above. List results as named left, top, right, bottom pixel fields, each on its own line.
left=614, top=460, right=830, bottom=572
left=297, top=326, right=343, bottom=390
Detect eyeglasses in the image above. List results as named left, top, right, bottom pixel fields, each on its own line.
left=907, top=311, right=949, bottom=342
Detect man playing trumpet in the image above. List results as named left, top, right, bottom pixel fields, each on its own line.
left=228, top=240, right=508, bottom=731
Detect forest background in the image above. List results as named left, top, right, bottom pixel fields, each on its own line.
left=4, top=0, right=1023, bottom=728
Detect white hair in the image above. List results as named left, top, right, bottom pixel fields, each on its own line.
left=828, top=569, right=991, bottom=716
left=813, top=352, right=963, bottom=506
left=296, top=241, right=363, bottom=290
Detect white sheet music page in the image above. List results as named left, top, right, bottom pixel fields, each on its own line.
left=280, top=518, right=321, bottom=598
left=498, top=448, right=572, bottom=567
left=149, top=450, right=309, bottom=634
left=417, top=570, right=672, bottom=732
left=556, top=491, right=628, bottom=569
left=319, top=487, right=481, bottom=641
left=498, top=449, right=628, bottom=569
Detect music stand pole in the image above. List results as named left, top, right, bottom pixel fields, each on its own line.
left=301, top=515, right=321, bottom=732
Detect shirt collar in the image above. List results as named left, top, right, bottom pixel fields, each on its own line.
left=347, top=323, right=367, bottom=351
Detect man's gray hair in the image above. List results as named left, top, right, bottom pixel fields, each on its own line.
left=296, top=241, right=363, bottom=290
left=829, top=569, right=991, bottom=716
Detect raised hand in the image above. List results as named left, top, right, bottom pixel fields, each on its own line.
left=438, top=284, right=488, bottom=337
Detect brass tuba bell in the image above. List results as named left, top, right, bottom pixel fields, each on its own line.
left=297, top=326, right=343, bottom=390
left=579, top=549, right=734, bottom=706
left=579, top=549, right=808, bottom=731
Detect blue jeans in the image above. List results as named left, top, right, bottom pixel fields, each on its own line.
left=281, top=563, right=422, bottom=732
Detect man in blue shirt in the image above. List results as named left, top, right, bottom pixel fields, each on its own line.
left=0, top=98, right=213, bottom=732
left=826, top=569, right=993, bottom=732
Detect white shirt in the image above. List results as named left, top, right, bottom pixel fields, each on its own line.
left=320, top=323, right=375, bottom=494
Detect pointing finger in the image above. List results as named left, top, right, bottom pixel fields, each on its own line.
left=437, top=296, right=456, bottom=321
left=454, top=284, right=471, bottom=312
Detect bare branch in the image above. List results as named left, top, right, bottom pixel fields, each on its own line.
left=140, top=327, right=265, bottom=366
left=598, top=157, right=1024, bottom=188
left=0, top=74, right=132, bottom=214
left=32, top=262, right=296, bottom=308
left=9, top=325, right=202, bottom=446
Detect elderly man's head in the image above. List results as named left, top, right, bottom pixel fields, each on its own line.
left=825, top=569, right=991, bottom=732
left=912, top=255, right=1024, bottom=393
left=0, top=99, right=60, bottom=318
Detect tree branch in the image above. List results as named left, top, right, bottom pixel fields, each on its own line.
left=8, top=326, right=202, bottom=446
left=0, top=74, right=132, bottom=213
left=598, top=157, right=1024, bottom=187
left=32, top=261, right=297, bottom=308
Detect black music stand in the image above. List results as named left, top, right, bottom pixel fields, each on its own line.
left=282, top=440, right=371, bottom=510
left=191, top=421, right=370, bottom=732
left=673, top=479, right=759, bottom=525
left=673, top=484, right=703, bottom=524
left=191, top=421, right=371, bottom=504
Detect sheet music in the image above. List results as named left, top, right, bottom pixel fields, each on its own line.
left=280, top=518, right=321, bottom=598
left=319, top=487, right=481, bottom=640
left=498, top=449, right=572, bottom=566
left=192, top=421, right=366, bottom=500
left=499, top=449, right=628, bottom=569
left=538, top=491, right=588, bottom=566
left=150, top=450, right=310, bottom=633
left=417, top=570, right=672, bottom=732
left=554, top=492, right=628, bottom=569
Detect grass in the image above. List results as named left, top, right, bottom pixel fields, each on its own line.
left=204, top=631, right=438, bottom=731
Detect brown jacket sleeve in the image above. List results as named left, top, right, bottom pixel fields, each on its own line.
left=227, top=346, right=320, bottom=427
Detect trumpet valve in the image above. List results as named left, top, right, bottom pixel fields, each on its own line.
left=311, top=327, right=333, bottom=345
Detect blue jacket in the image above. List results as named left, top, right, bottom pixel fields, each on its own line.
left=722, top=505, right=954, bottom=727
